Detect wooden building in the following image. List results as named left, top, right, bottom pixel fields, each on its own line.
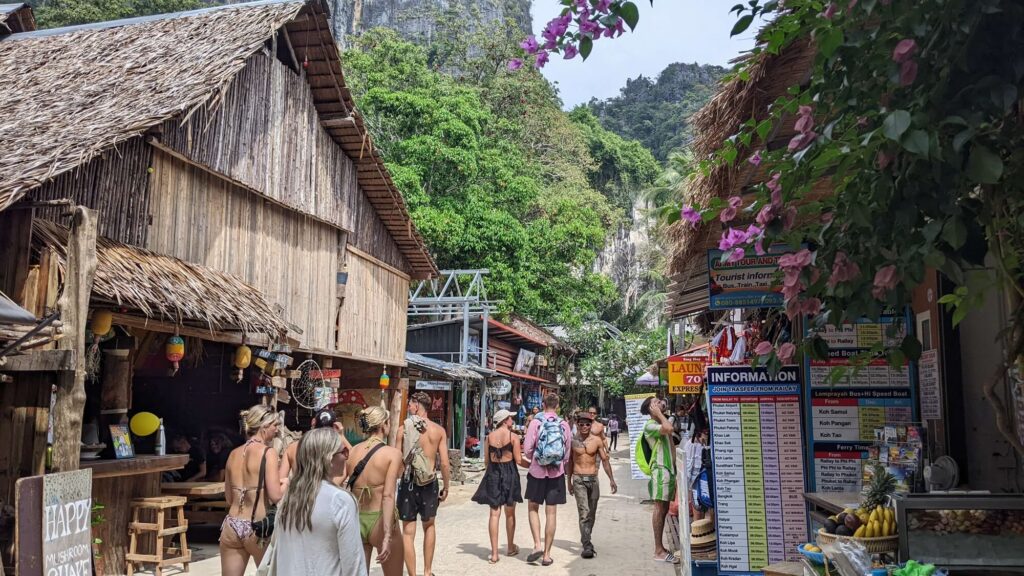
left=0, top=1, right=435, bottom=572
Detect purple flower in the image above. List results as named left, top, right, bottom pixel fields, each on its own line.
left=596, top=0, right=612, bottom=11
left=794, top=105, right=815, bottom=134
left=822, top=2, right=837, bottom=19
left=788, top=131, right=817, bottom=152
left=718, top=227, right=750, bottom=251
left=766, top=172, right=782, bottom=195
left=534, top=51, right=550, bottom=68
left=899, top=60, right=918, bottom=87
left=748, top=151, right=762, bottom=166
left=507, top=59, right=523, bottom=71
left=754, top=341, right=773, bottom=356
left=603, top=17, right=625, bottom=38
left=727, top=247, right=746, bottom=263
left=720, top=206, right=738, bottom=223
left=892, top=39, right=917, bottom=63
left=520, top=35, right=539, bottom=54
left=681, top=206, right=701, bottom=226
left=777, top=343, right=796, bottom=364
left=579, top=17, right=602, bottom=36
left=563, top=43, right=579, bottom=59
left=871, top=265, right=899, bottom=300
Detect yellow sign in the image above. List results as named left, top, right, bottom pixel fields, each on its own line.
left=668, top=356, right=708, bottom=394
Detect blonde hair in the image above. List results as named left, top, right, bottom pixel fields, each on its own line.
left=240, top=404, right=277, bottom=437
left=358, top=406, right=389, bottom=434
left=276, top=428, right=341, bottom=533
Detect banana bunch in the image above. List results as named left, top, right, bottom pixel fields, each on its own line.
left=852, top=506, right=897, bottom=538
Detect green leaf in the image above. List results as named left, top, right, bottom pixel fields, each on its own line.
left=966, top=144, right=1003, bottom=184
left=952, top=128, right=975, bottom=153
left=882, top=110, right=911, bottom=141
left=900, top=335, right=922, bottom=362
left=731, top=14, right=754, bottom=37
left=819, top=28, right=843, bottom=58
left=923, top=250, right=946, bottom=269
left=942, top=218, right=967, bottom=249
left=579, top=36, right=593, bottom=60
left=620, top=1, right=640, bottom=31
left=902, top=129, right=929, bottom=156
left=936, top=294, right=958, bottom=305
left=952, top=305, right=968, bottom=326
left=922, top=220, right=942, bottom=242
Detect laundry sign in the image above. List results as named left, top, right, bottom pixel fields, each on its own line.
left=668, top=355, right=709, bottom=395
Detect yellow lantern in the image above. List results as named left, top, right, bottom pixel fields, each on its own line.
left=90, top=309, right=113, bottom=336
left=234, top=345, right=252, bottom=369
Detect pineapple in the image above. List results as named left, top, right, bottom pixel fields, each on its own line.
left=862, top=464, right=897, bottom=511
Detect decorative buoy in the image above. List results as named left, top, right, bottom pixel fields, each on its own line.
left=166, top=335, right=184, bottom=376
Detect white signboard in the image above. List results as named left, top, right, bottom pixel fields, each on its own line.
left=415, top=380, right=452, bottom=391
left=918, top=349, right=942, bottom=420
left=43, top=469, right=93, bottom=576
left=625, top=392, right=655, bottom=480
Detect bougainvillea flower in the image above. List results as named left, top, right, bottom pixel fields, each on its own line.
left=800, top=297, right=822, bottom=316
left=727, top=247, right=745, bottom=263
left=899, top=60, right=918, bottom=87
left=754, top=341, right=773, bottom=356
left=681, top=206, right=701, bottom=226
left=563, top=43, right=579, bottom=59
left=779, top=248, right=814, bottom=270
left=781, top=206, right=798, bottom=231
left=794, top=105, right=815, bottom=134
left=720, top=206, right=738, bottom=223
left=766, top=172, right=782, bottom=195
left=788, top=130, right=818, bottom=152
left=520, top=35, right=539, bottom=54
left=534, top=51, right=550, bottom=68
left=507, top=59, right=523, bottom=71
left=777, top=342, right=797, bottom=363
left=876, top=150, right=892, bottom=170
left=822, top=2, right=837, bottom=18
left=748, top=151, right=762, bottom=166
left=871, top=264, right=899, bottom=299
left=892, top=39, right=917, bottom=63
left=579, top=17, right=602, bottom=36
left=828, top=251, right=860, bottom=287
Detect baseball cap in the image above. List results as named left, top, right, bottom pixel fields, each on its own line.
left=492, top=409, right=514, bottom=425
left=575, top=411, right=594, bottom=422
left=313, top=409, right=338, bottom=428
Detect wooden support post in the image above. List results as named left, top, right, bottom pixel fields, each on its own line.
left=388, top=377, right=407, bottom=447
left=51, top=207, right=98, bottom=473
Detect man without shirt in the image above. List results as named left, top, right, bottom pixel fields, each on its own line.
left=566, top=411, right=617, bottom=559
left=397, top=392, right=451, bottom=576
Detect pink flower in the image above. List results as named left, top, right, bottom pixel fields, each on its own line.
left=777, top=343, right=797, bottom=364
left=779, top=248, right=814, bottom=271
left=507, top=59, right=523, bottom=71
left=828, top=251, right=860, bottom=287
left=872, top=264, right=899, bottom=300
left=727, top=247, right=745, bottom=263
left=801, top=297, right=822, bottom=316
left=534, top=51, right=550, bottom=68
left=720, top=206, right=738, bottom=223
left=756, top=204, right=775, bottom=227
left=563, top=43, right=579, bottom=59
left=821, top=212, right=834, bottom=224
left=822, top=2, right=837, bottom=19
left=755, top=237, right=766, bottom=255
left=788, top=130, right=818, bottom=152
left=681, top=206, right=701, bottom=226
left=857, top=116, right=869, bottom=128
left=754, top=341, right=774, bottom=356
left=596, top=0, right=612, bottom=11
left=782, top=206, right=797, bottom=230
left=579, top=17, right=602, bottom=36
left=892, top=39, right=917, bottom=63
left=746, top=224, right=762, bottom=237
left=718, top=228, right=749, bottom=251
left=876, top=150, right=892, bottom=170
left=848, top=0, right=858, bottom=8
left=748, top=151, right=762, bottom=166
left=728, top=196, right=743, bottom=209
left=766, top=172, right=782, bottom=195
left=785, top=298, right=802, bottom=320
left=603, top=18, right=625, bottom=38
left=899, top=60, right=918, bottom=87
left=520, top=35, right=539, bottom=54
left=794, top=105, right=815, bottom=133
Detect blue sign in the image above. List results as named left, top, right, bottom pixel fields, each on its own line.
left=707, top=244, right=792, bottom=310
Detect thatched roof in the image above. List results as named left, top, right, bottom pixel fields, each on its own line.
left=33, top=219, right=288, bottom=335
left=508, top=315, right=575, bottom=354
left=666, top=40, right=816, bottom=319
left=0, top=0, right=437, bottom=277
left=0, top=3, right=34, bottom=33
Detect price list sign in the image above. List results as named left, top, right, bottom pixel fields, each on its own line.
left=804, top=315, right=917, bottom=492
left=708, top=366, right=807, bottom=575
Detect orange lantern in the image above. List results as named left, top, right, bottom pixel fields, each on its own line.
left=166, top=335, right=184, bottom=375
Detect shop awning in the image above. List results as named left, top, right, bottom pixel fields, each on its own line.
left=32, top=219, right=288, bottom=336
left=406, top=352, right=485, bottom=382
left=0, top=290, right=34, bottom=325
left=495, top=367, right=553, bottom=385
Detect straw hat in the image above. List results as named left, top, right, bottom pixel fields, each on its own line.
left=492, top=409, right=514, bottom=426
left=690, top=519, right=717, bottom=548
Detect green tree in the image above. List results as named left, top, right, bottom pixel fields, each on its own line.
left=30, top=0, right=200, bottom=28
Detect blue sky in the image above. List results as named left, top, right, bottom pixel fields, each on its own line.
left=531, top=1, right=760, bottom=108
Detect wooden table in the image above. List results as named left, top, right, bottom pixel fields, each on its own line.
left=160, top=481, right=225, bottom=497
left=804, top=491, right=862, bottom=526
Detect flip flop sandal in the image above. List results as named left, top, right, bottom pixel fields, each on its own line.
left=489, top=557, right=499, bottom=564
left=541, top=558, right=554, bottom=566
left=507, top=545, right=520, bottom=557
left=656, top=552, right=679, bottom=564
left=527, top=551, right=544, bottom=563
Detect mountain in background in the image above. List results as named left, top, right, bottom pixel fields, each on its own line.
left=587, top=62, right=727, bottom=162
left=326, top=0, right=531, bottom=47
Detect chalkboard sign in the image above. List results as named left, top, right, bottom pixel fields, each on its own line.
left=42, top=469, right=93, bottom=576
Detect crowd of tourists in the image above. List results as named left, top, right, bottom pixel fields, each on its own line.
left=212, top=391, right=679, bottom=575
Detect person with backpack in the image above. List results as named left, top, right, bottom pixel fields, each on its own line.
left=640, top=396, right=678, bottom=564
left=520, top=393, right=571, bottom=566
left=396, top=392, right=450, bottom=576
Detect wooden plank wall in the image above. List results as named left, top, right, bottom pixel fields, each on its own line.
left=0, top=374, right=50, bottom=516
left=159, top=51, right=410, bottom=273
left=146, top=149, right=339, bottom=350
left=488, top=338, right=519, bottom=373
left=26, top=137, right=153, bottom=246
left=337, top=251, right=409, bottom=365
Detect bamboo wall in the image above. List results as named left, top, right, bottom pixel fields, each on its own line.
left=146, top=149, right=340, bottom=351
left=26, top=136, right=152, bottom=246
left=159, top=51, right=411, bottom=273
left=337, top=250, right=409, bottom=365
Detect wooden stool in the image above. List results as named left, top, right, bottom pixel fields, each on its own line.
left=126, top=496, right=191, bottom=576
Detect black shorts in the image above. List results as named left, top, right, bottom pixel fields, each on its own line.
left=398, top=479, right=439, bottom=521
left=524, top=473, right=567, bottom=505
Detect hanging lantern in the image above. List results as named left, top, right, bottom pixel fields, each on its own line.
left=90, top=309, right=113, bottom=336
left=234, top=345, right=252, bottom=369
left=166, top=335, right=185, bottom=376
left=379, top=367, right=390, bottom=390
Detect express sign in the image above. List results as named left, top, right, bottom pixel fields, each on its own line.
left=668, top=356, right=708, bottom=395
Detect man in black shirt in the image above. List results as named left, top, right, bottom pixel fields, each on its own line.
left=166, top=433, right=206, bottom=482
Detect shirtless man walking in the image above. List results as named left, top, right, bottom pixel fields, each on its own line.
left=397, top=392, right=450, bottom=576
left=347, top=406, right=404, bottom=575
left=566, top=411, right=617, bottom=559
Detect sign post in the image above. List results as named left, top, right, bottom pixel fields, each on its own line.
left=42, top=469, right=94, bottom=576
left=668, top=355, right=709, bottom=395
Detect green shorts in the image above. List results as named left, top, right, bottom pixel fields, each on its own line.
left=647, top=466, right=676, bottom=502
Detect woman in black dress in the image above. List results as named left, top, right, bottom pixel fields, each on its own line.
left=472, top=409, right=523, bottom=564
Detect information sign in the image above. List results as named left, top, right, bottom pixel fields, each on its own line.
left=668, top=355, right=708, bottom=395
left=707, top=245, right=792, bottom=310
left=707, top=366, right=807, bottom=575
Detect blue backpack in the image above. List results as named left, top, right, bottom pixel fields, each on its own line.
left=534, top=416, right=566, bottom=466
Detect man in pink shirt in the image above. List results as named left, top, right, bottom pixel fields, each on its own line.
left=520, top=393, right=571, bottom=566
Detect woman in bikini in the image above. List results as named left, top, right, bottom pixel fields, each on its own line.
left=346, top=406, right=404, bottom=576
left=279, top=408, right=351, bottom=487
left=220, top=405, right=283, bottom=576
left=471, top=409, right=523, bottom=564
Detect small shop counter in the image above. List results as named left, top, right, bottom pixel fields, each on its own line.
left=803, top=492, right=862, bottom=528
left=82, top=455, right=188, bottom=574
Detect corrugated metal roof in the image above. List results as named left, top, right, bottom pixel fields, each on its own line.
left=405, top=352, right=486, bottom=381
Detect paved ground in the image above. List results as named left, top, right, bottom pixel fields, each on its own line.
left=168, top=433, right=679, bottom=576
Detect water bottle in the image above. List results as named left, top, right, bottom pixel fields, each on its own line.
left=155, top=419, right=166, bottom=456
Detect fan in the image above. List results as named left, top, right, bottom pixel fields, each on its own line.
left=290, top=359, right=328, bottom=410
left=925, top=455, right=959, bottom=491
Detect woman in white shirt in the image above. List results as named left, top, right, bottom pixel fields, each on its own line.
left=272, top=428, right=366, bottom=575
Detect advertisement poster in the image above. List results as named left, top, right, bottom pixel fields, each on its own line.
left=804, top=314, right=917, bottom=492
left=668, top=355, right=709, bottom=395
left=625, top=392, right=655, bottom=480
left=918, top=349, right=942, bottom=420
left=707, top=366, right=807, bottom=575
left=707, top=245, right=792, bottom=310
